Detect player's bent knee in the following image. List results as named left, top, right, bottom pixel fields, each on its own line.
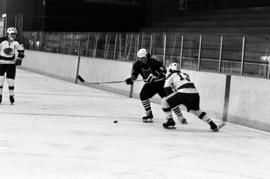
left=161, top=98, right=171, bottom=112
left=190, top=109, right=201, bottom=116
left=7, top=78, right=15, bottom=86
left=140, top=92, right=148, bottom=100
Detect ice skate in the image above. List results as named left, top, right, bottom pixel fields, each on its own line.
left=209, top=121, right=225, bottom=132
left=163, top=118, right=176, bottom=129
left=142, top=111, right=153, bottom=123
left=9, top=96, right=15, bottom=105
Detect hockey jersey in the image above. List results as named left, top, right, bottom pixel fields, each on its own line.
left=0, top=37, right=24, bottom=64
left=164, top=71, right=198, bottom=94
left=131, top=58, right=166, bottom=83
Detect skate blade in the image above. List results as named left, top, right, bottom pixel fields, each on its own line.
left=143, top=120, right=153, bottom=123
left=163, top=124, right=176, bottom=129
left=163, top=126, right=176, bottom=129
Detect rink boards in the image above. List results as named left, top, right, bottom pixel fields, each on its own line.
left=21, top=50, right=270, bottom=132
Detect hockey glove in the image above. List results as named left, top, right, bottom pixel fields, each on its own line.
left=125, top=77, right=134, bottom=85
left=15, top=58, right=22, bottom=66
left=145, top=73, right=157, bottom=83
left=18, top=50, right=25, bottom=59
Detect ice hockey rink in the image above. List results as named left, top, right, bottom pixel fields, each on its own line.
left=0, top=69, right=270, bottom=179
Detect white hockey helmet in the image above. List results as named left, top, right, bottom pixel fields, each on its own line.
left=137, top=48, right=148, bottom=58
left=168, top=63, right=180, bottom=73
left=6, top=27, right=17, bottom=35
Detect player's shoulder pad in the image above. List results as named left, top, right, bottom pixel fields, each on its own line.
left=15, top=38, right=23, bottom=45
left=149, top=57, right=162, bottom=65
left=166, top=71, right=179, bottom=79
left=182, top=72, right=190, bottom=76
left=133, top=60, right=142, bottom=68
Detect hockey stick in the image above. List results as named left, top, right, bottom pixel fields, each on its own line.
left=83, top=80, right=127, bottom=85
left=82, top=79, right=144, bottom=85
left=75, top=47, right=83, bottom=84
left=76, top=74, right=124, bottom=84
left=77, top=74, right=143, bottom=85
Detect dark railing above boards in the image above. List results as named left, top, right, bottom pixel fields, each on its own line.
left=183, top=0, right=270, bottom=10
left=22, top=31, right=270, bottom=79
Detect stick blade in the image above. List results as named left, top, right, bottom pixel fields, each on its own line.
left=77, top=75, right=85, bottom=83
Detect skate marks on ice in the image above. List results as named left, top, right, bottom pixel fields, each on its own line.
left=0, top=112, right=140, bottom=121
left=17, top=91, right=127, bottom=99
left=1, top=114, right=269, bottom=179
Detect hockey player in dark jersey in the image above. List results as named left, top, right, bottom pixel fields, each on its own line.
left=161, top=63, right=225, bottom=131
left=125, top=48, right=187, bottom=123
left=0, top=27, right=25, bottom=104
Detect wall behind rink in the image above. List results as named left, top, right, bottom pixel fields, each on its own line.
left=229, top=76, right=270, bottom=132
left=21, top=50, right=78, bottom=82
left=21, top=50, right=270, bottom=132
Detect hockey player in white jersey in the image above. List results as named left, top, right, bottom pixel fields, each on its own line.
left=0, top=27, right=25, bottom=104
left=161, top=63, right=225, bottom=131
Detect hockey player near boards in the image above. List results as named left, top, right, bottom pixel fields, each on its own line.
left=161, top=63, right=225, bottom=131
left=0, top=27, right=25, bottom=104
left=125, top=48, right=187, bottom=123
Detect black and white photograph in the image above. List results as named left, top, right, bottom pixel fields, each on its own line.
left=0, top=0, right=270, bottom=178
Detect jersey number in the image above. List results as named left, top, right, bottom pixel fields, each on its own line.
left=177, top=73, right=190, bottom=82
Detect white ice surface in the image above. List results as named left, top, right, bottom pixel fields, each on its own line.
left=0, top=69, right=270, bottom=179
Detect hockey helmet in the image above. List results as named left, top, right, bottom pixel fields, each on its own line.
left=6, top=27, right=17, bottom=41
left=6, top=27, right=17, bottom=35
left=168, top=63, right=180, bottom=73
left=137, top=48, right=148, bottom=58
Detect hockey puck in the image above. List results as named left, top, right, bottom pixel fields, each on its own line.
left=113, top=120, right=118, bottom=123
